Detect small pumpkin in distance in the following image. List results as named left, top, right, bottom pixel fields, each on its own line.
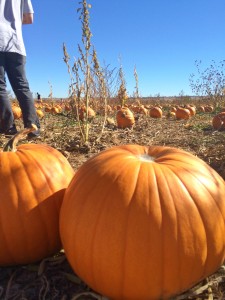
left=175, top=107, right=190, bottom=120
left=51, top=106, right=61, bottom=114
left=79, top=106, right=96, bottom=121
left=138, top=105, right=148, bottom=115
left=12, top=105, right=22, bottom=119
left=197, top=106, right=205, bottom=113
left=170, top=106, right=177, bottom=113
left=186, top=105, right=196, bottom=116
left=36, top=108, right=44, bottom=118
left=44, top=105, right=52, bottom=113
left=116, top=107, right=135, bottom=128
left=149, top=106, right=163, bottom=118
left=204, top=105, right=214, bottom=112
left=212, top=112, right=225, bottom=130
left=60, top=144, right=225, bottom=300
left=0, top=125, right=75, bottom=266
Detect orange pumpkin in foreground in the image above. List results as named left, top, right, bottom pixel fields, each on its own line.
left=0, top=127, right=74, bottom=266
left=60, top=144, right=225, bottom=300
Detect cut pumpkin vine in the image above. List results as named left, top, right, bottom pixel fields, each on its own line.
left=3, top=123, right=38, bottom=152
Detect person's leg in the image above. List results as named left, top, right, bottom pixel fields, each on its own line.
left=5, top=52, right=40, bottom=136
left=0, top=52, right=16, bottom=133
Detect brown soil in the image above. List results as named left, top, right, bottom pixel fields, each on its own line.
left=0, top=104, right=225, bottom=300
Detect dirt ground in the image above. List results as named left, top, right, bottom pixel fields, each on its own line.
left=0, top=103, right=225, bottom=300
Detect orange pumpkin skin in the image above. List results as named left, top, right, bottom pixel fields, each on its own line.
left=149, top=107, right=162, bottom=118
left=12, top=106, right=22, bottom=119
left=197, top=106, right=205, bottom=113
left=186, top=105, right=196, bottom=116
left=44, top=105, right=52, bottom=113
left=116, top=107, right=135, bottom=128
left=212, top=112, right=225, bottom=130
left=0, top=144, right=74, bottom=266
left=79, top=107, right=96, bottom=121
left=138, top=105, right=148, bottom=115
left=36, top=109, right=44, bottom=119
left=51, top=106, right=60, bottom=114
left=204, top=105, right=214, bottom=113
left=170, top=107, right=177, bottom=113
left=175, top=107, right=190, bottom=120
left=60, top=145, right=225, bottom=300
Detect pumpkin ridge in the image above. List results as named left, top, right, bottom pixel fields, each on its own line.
left=182, top=167, right=225, bottom=271
left=166, top=164, right=225, bottom=281
left=90, top=176, right=130, bottom=294
left=15, top=151, right=52, bottom=255
left=0, top=203, right=17, bottom=265
left=150, top=163, right=165, bottom=293
left=149, top=147, right=198, bottom=165
left=82, top=178, right=119, bottom=290
left=9, top=153, right=45, bottom=261
left=16, top=148, right=72, bottom=254
left=90, top=188, right=114, bottom=291
left=17, top=147, right=60, bottom=194
left=2, top=153, right=32, bottom=263
left=171, top=163, right=225, bottom=226
left=147, top=163, right=164, bottom=297
left=154, top=164, right=182, bottom=295
left=119, top=161, right=142, bottom=299
left=61, top=164, right=105, bottom=288
left=150, top=161, right=220, bottom=294
left=94, top=156, right=141, bottom=294
left=151, top=162, right=208, bottom=292
left=120, top=161, right=163, bottom=298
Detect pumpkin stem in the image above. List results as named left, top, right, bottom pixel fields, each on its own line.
left=3, top=124, right=38, bottom=152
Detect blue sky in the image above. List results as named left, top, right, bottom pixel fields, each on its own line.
left=20, top=0, right=225, bottom=99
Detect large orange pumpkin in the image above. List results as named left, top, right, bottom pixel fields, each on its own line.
left=0, top=126, right=75, bottom=266
left=60, top=144, right=225, bottom=300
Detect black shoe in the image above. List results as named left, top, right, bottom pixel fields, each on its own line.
left=4, top=127, right=18, bottom=136
left=27, top=131, right=40, bottom=140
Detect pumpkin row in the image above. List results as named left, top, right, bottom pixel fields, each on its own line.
left=0, top=129, right=225, bottom=299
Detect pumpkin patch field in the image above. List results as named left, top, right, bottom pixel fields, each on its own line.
left=0, top=97, right=225, bottom=300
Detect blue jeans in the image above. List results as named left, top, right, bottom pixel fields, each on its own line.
left=0, top=52, right=40, bottom=133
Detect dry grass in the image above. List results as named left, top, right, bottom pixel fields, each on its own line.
left=0, top=99, right=225, bottom=299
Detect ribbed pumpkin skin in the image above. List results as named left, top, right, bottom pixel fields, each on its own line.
left=149, top=106, right=163, bottom=118
left=186, top=105, right=196, bottom=116
left=0, top=144, right=74, bottom=266
left=12, top=106, right=22, bottom=119
left=60, top=145, right=225, bottom=300
left=176, top=108, right=190, bottom=120
left=116, top=107, right=135, bottom=128
left=212, top=112, right=225, bottom=130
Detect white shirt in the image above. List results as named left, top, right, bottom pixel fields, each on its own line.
left=0, top=0, right=34, bottom=56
